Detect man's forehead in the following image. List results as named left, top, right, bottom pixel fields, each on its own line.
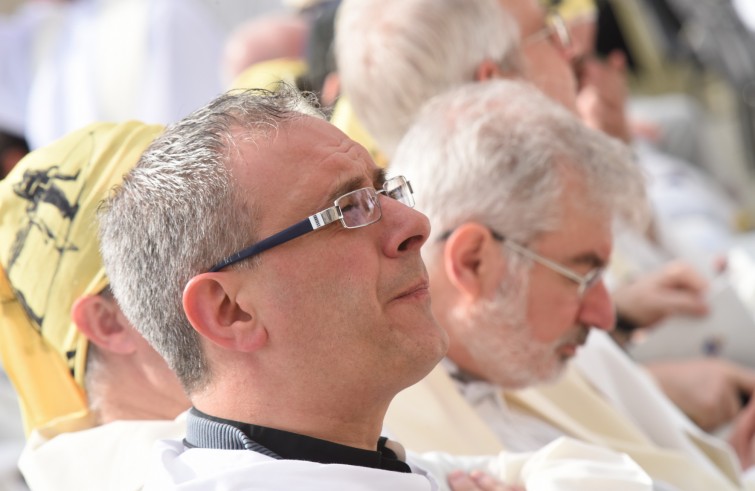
left=233, top=117, right=380, bottom=217
left=535, top=168, right=613, bottom=262
left=324, top=167, right=386, bottom=204
left=235, top=116, right=372, bottom=172
left=542, top=209, right=613, bottom=267
left=288, top=118, right=379, bottom=185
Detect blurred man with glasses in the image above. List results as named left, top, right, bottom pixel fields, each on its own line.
left=387, top=78, right=755, bottom=491
left=334, top=0, right=723, bottom=368
left=336, top=0, right=755, bottom=474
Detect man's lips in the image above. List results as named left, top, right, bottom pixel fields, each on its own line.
left=557, top=326, right=590, bottom=357
left=393, top=279, right=430, bottom=301
left=557, top=336, right=589, bottom=358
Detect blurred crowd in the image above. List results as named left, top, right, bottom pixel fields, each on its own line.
left=3, top=0, right=755, bottom=490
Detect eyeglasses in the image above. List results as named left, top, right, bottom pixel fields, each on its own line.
left=523, top=11, right=572, bottom=52
left=209, top=176, right=415, bottom=272
left=490, top=231, right=603, bottom=299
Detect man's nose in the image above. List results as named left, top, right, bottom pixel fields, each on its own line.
left=378, top=195, right=430, bottom=257
left=578, top=280, right=615, bottom=331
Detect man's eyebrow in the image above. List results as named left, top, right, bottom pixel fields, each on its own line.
left=325, top=176, right=365, bottom=205
left=325, top=168, right=387, bottom=204
left=568, top=252, right=607, bottom=269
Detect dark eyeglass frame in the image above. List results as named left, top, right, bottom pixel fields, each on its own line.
left=209, top=176, right=414, bottom=272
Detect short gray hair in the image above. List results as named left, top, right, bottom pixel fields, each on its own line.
left=99, top=86, right=322, bottom=394
left=335, top=0, right=521, bottom=158
left=391, top=80, right=649, bottom=259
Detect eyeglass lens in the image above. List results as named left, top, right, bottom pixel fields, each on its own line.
left=338, top=188, right=380, bottom=228
left=337, top=177, right=414, bottom=229
left=384, top=177, right=414, bottom=207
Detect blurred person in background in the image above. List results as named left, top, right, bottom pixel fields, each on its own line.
left=0, top=0, right=224, bottom=151
left=221, top=12, right=309, bottom=88
left=0, top=121, right=190, bottom=491
left=335, top=0, right=755, bottom=434
left=0, top=131, right=28, bottom=179
left=224, top=0, right=342, bottom=112
left=389, top=77, right=752, bottom=491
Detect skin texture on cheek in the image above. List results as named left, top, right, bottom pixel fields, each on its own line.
left=504, top=0, right=580, bottom=112
left=525, top=267, right=583, bottom=344
left=521, top=44, right=579, bottom=113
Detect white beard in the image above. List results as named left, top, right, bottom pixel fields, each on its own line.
left=452, top=277, right=589, bottom=389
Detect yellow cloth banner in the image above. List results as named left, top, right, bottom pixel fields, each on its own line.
left=0, top=121, right=162, bottom=435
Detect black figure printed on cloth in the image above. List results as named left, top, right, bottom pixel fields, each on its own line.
left=5, top=132, right=97, bottom=340
left=14, top=166, right=81, bottom=219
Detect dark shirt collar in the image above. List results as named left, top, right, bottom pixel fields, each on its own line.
left=186, top=407, right=411, bottom=474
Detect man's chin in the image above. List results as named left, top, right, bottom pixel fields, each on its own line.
left=535, top=359, right=569, bottom=387
left=493, top=361, right=566, bottom=390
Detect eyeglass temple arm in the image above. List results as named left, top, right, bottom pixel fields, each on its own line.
left=441, top=227, right=588, bottom=288
left=485, top=229, right=586, bottom=285
left=209, top=208, right=340, bottom=272
left=503, top=239, right=585, bottom=285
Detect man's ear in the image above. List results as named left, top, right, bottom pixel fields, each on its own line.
left=321, top=72, right=341, bottom=108
left=72, top=294, right=136, bottom=355
left=183, top=273, right=268, bottom=353
left=474, top=59, right=509, bottom=82
left=444, top=223, right=506, bottom=302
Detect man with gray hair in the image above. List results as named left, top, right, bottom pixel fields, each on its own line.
left=97, top=86, right=450, bottom=488
left=387, top=78, right=755, bottom=491
left=336, top=0, right=522, bottom=158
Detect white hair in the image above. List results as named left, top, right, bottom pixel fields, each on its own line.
left=335, top=0, right=521, bottom=158
left=392, top=79, right=649, bottom=256
left=392, top=79, right=648, bottom=386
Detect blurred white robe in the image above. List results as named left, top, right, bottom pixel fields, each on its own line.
left=143, top=439, right=440, bottom=491
left=9, top=0, right=223, bottom=150
left=385, top=331, right=750, bottom=491
left=144, top=435, right=652, bottom=491
left=18, top=416, right=185, bottom=491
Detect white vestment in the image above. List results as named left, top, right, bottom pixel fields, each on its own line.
left=0, top=368, right=26, bottom=491
left=14, top=399, right=653, bottom=491
left=385, top=330, right=753, bottom=491
left=18, top=416, right=185, bottom=491
left=3, top=0, right=224, bottom=150
left=144, top=439, right=440, bottom=491
left=0, top=3, right=57, bottom=137
left=145, top=435, right=653, bottom=491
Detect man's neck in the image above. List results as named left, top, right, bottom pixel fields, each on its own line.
left=191, top=383, right=389, bottom=451
left=185, top=408, right=413, bottom=473
left=88, top=359, right=188, bottom=424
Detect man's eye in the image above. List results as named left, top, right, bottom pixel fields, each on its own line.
left=388, top=189, right=404, bottom=200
